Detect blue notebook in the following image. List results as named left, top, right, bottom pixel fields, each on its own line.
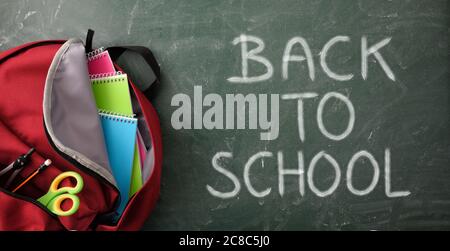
left=99, top=112, right=137, bottom=216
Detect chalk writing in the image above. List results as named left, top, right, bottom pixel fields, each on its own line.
left=170, top=34, right=409, bottom=199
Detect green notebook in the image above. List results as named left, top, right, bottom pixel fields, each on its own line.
left=91, top=74, right=143, bottom=196
left=92, top=74, right=133, bottom=115
left=130, top=142, right=143, bottom=196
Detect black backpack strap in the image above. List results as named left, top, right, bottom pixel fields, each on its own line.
left=85, top=29, right=95, bottom=53
left=107, top=46, right=161, bottom=99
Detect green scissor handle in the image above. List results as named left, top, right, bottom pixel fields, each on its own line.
left=37, top=171, right=84, bottom=216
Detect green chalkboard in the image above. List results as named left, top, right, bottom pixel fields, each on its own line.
left=1, top=0, right=448, bottom=230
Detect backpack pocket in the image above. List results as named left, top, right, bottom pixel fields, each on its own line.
left=0, top=127, right=111, bottom=231
left=0, top=189, right=64, bottom=230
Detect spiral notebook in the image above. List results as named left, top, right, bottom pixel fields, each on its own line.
left=91, top=73, right=143, bottom=197
left=99, top=112, right=137, bottom=215
left=91, top=73, right=133, bottom=115
left=87, top=48, right=116, bottom=75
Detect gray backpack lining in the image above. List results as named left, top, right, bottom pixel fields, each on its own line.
left=43, top=38, right=116, bottom=186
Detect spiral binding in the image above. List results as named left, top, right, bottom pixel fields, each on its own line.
left=89, top=71, right=123, bottom=80
left=87, top=47, right=105, bottom=61
left=91, top=73, right=127, bottom=84
left=99, top=112, right=137, bottom=124
left=98, top=109, right=135, bottom=118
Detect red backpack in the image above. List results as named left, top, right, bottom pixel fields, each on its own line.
left=0, top=31, right=162, bottom=231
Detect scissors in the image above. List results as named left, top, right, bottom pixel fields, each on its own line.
left=37, top=171, right=84, bottom=216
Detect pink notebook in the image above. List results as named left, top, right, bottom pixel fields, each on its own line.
left=87, top=48, right=115, bottom=75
